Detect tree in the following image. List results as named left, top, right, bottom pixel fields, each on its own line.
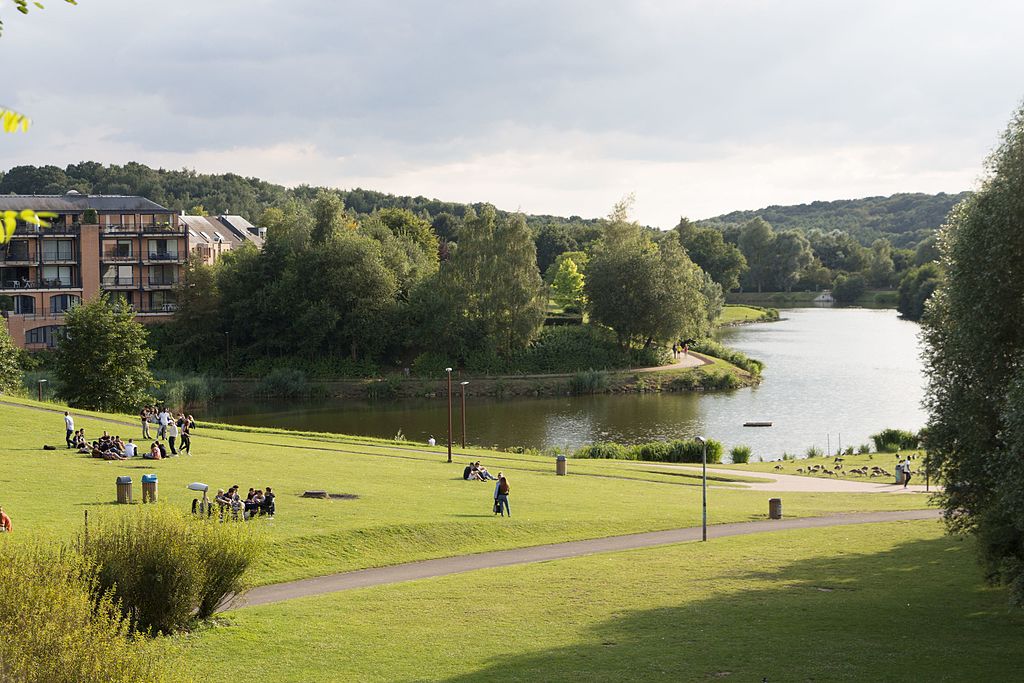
left=897, top=262, right=942, bottom=321
left=310, top=190, right=351, bottom=243
left=675, top=217, right=747, bottom=291
left=0, top=320, right=21, bottom=394
left=449, top=206, right=545, bottom=357
left=922, top=102, right=1024, bottom=606
left=550, top=256, right=585, bottom=311
left=587, top=199, right=708, bottom=348
left=866, top=238, right=896, bottom=287
left=53, top=296, right=157, bottom=411
left=769, top=230, right=813, bottom=292
left=737, top=218, right=775, bottom=292
left=831, top=272, right=866, bottom=304
left=165, top=256, right=224, bottom=368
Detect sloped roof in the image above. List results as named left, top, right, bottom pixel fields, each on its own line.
left=0, top=193, right=173, bottom=212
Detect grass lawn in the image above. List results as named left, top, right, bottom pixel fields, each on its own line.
left=176, top=520, right=1022, bottom=682
left=720, top=450, right=934, bottom=484
left=0, top=398, right=933, bottom=586
left=717, top=304, right=776, bottom=325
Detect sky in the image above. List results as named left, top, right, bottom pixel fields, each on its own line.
left=1, top=0, right=1022, bottom=227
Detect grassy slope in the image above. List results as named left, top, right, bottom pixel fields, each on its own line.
left=178, top=520, right=1022, bottom=682
left=0, top=399, right=931, bottom=586
left=717, top=304, right=773, bottom=324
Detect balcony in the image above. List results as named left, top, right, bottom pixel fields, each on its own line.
left=0, top=278, right=80, bottom=291
left=135, top=303, right=178, bottom=315
left=0, top=251, right=33, bottom=265
left=145, top=277, right=178, bottom=289
left=40, top=252, right=76, bottom=264
left=102, top=222, right=183, bottom=235
left=144, top=251, right=183, bottom=263
left=101, top=276, right=136, bottom=289
left=101, top=250, right=136, bottom=262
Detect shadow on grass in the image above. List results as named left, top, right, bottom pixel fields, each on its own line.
left=439, top=534, right=1024, bottom=682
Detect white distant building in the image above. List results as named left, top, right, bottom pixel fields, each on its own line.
left=814, top=291, right=834, bottom=303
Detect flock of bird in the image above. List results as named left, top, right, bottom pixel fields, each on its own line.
left=770, top=453, right=917, bottom=479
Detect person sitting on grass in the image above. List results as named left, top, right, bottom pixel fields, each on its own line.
left=122, top=439, right=137, bottom=458
left=261, top=487, right=276, bottom=517
left=142, top=442, right=162, bottom=460
left=0, top=506, right=11, bottom=533
left=476, top=462, right=497, bottom=480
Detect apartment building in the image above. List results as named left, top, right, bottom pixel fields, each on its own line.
left=182, top=213, right=265, bottom=265
left=0, top=191, right=187, bottom=349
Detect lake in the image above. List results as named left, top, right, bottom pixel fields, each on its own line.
left=203, top=308, right=928, bottom=460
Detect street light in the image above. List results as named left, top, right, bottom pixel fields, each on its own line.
left=37, top=378, right=47, bottom=402
left=445, top=367, right=453, bottom=463
left=696, top=435, right=708, bottom=542
left=460, top=381, right=469, bottom=448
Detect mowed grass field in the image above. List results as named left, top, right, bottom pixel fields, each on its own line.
left=720, top=451, right=932, bottom=483
left=0, top=398, right=932, bottom=586
left=177, top=520, right=1024, bottom=682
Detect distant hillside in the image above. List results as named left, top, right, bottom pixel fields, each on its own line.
left=698, top=192, right=970, bottom=249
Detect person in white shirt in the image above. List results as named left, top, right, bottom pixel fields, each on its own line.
left=123, top=439, right=137, bottom=458
left=167, top=420, right=179, bottom=455
left=157, top=409, right=171, bottom=440
left=64, top=412, right=74, bottom=448
left=428, top=436, right=436, bottom=447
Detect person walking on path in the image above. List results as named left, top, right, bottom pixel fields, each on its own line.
left=902, top=458, right=913, bottom=488
left=493, top=473, right=510, bottom=517
left=0, top=506, right=12, bottom=533
left=64, top=411, right=74, bottom=448
left=157, top=407, right=170, bottom=440
left=179, top=414, right=192, bottom=455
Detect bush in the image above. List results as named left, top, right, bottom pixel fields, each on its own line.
left=858, top=443, right=872, bottom=454
left=254, top=367, right=316, bottom=398
left=0, top=544, right=178, bottom=682
left=806, top=446, right=823, bottom=458
left=573, top=442, right=633, bottom=460
left=568, top=369, right=609, bottom=395
left=631, top=441, right=672, bottom=461
left=81, top=506, right=261, bottom=633
left=871, top=428, right=919, bottom=452
left=366, top=376, right=401, bottom=400
left=690, top=339, right=763, bottom=376
left=155, top=370, right=225, bottom=409
left=663, top=439, right=723, bottom=464
left=730, top=445, right=752, bottom=464
left=411, top=351, right=454, bottom=378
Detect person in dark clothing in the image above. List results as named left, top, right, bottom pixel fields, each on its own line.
left=463, top=464, right=473, bottom=480
left=261, top=487, right=276, bottom=517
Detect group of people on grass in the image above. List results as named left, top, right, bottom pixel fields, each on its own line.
left=141, top=406, right=195, bottom=454
left=214, top=485, right=276, bottom=521
left=462, top=461, right=498, bottom=481
left=63, top=408, right=197, bottom=460
left=72, top=429, right=139, bottom=461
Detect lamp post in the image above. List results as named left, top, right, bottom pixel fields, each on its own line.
left=37, top=378, right=47, bottom=402
left=460, top=381, right=469, bottom=448
left=696, top=436, right=708, bottom=542
left=445, top=367, right=453, bottom=463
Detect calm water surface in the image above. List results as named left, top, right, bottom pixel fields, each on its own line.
left=205, top=308, right=927, bottom=459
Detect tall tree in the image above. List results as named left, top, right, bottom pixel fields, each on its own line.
left=769, top=230, right=814, bottom=292
left=53, top=296, right=157, bottom=411
left=675, top=217, right=747, bottom=291
left=737, top=218, right=775, bottom=292
left=310, top=190, right=350, bottom=244
left=866, top=238, right=896, bottom=287
left=550, top=256, right=585, bottom=311
left=450, top=206, right=545, bottom=357
left=923, top=102, right=1024, bottom=607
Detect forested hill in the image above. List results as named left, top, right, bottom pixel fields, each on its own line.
left=698, top=192, right=970, bottom=249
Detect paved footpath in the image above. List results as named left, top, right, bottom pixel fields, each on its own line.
left=232, top=509, right=939, bottom=610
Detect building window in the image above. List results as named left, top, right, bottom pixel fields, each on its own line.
left=102, top=265, right=134, bottom=286
left=50, top=294, right=81, bottom=314
left=12, top=295, right=35, bottom=314
left=148, top=264, right=177, bottom=285
left=42, top=239, right=74, bottom=261
left=41, top=266, right=74, bottom=287
left=25, top=325, right=62, bottom=348
left=109, top=291, right=133, bottom=308
left=5, top=240, right=30, bottom=260
left=148, top=290, right=177, bottom=311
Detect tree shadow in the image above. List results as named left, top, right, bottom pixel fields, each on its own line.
left=438, top=535, right=1024, bottom=682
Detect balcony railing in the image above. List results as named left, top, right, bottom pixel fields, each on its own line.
left=101, top=251, right=136, bottom=262
left=135, top=303, right=178, bottom=314
left=16, top=223, right=81, bottom=235
left=101, top=277, right=136, bottom=287
left=40, top=251, right=76, bottom=263
left=0, top=251, right=32, bottom=263
left=146, top=277, right=178, bottom=288
left=0, top=278, right=80, bottom=290
left=102, top=223, right=183, bottom=235
left=146, top=251, right=181, bottom=261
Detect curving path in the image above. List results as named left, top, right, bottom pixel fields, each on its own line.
left=231, top=509, right=939, bottom=610
left=643, top=464, right=936, bottom=494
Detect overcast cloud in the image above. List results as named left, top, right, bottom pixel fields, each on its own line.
left=1, top=0, right=1021, bottom=226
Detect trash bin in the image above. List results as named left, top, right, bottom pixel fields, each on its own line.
left=141, top=473, right=158, bottom=503
left=769, top=498, right=783, bottom=520
left=556, top=455, right=567, bottom=476
left=116, top=476, right=132, bottom=504
left=895, top=469, right=905, bottom=485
